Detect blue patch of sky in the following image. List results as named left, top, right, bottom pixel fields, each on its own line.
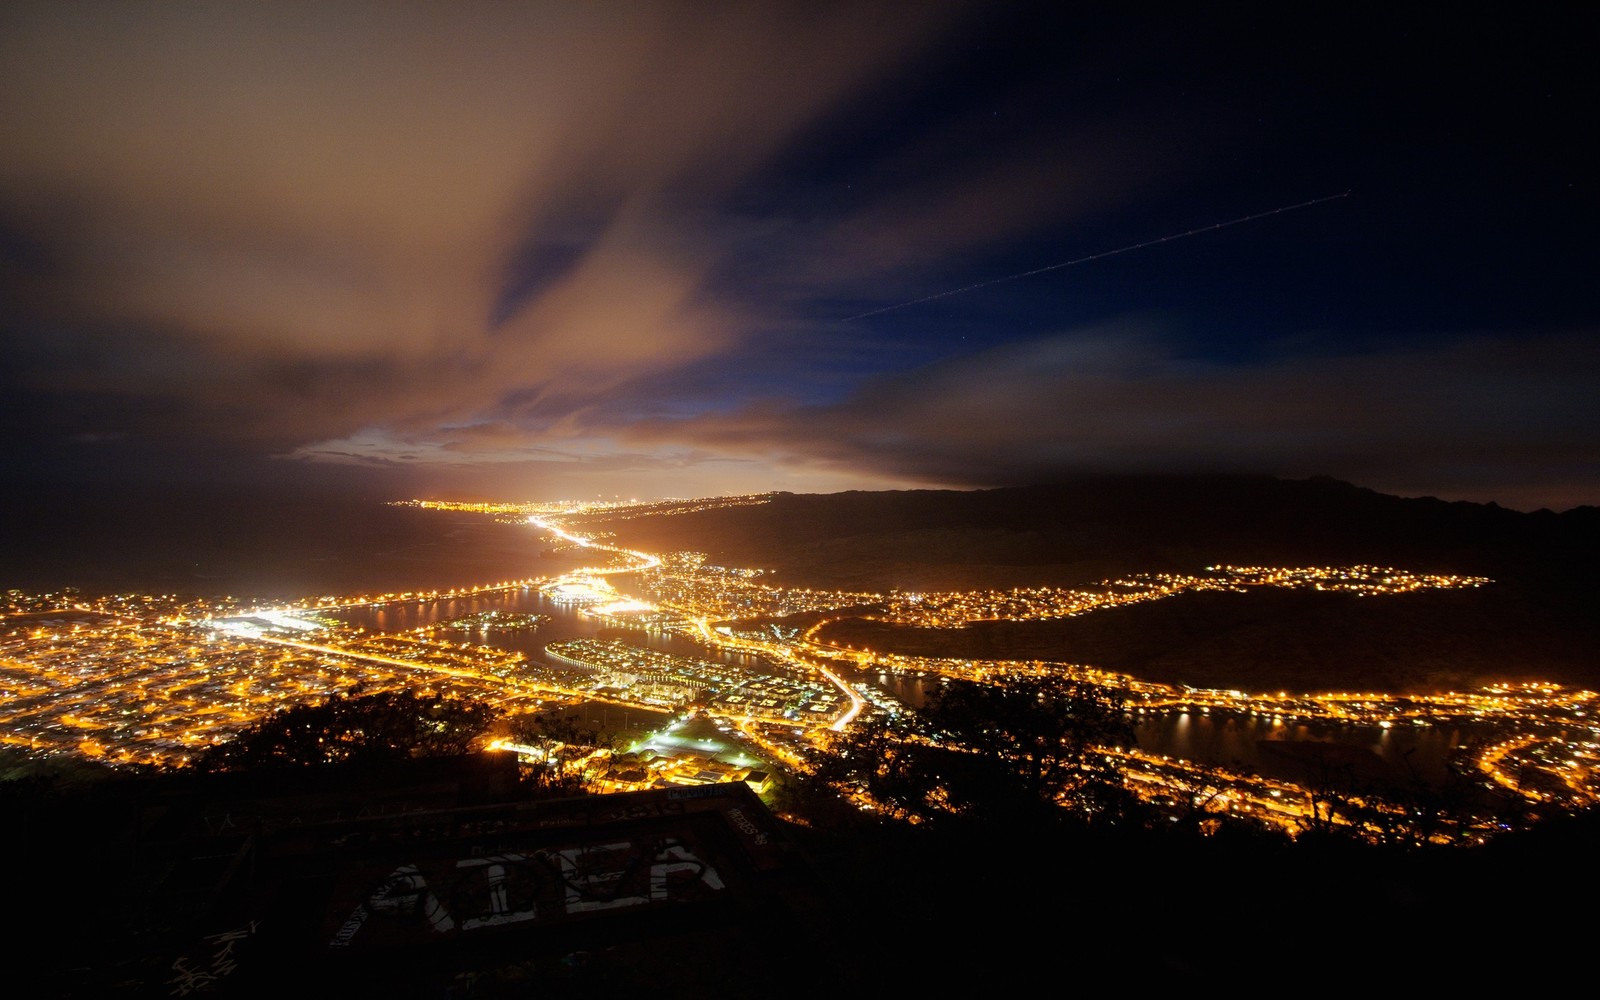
left=489, top=199, right=622, bottom=330
left=722, top=3, right=1593, bottom=376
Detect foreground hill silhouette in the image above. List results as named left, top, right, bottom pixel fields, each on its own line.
left=10, top=748, right=1592, bottom=997
left=581, top=475, right=1600, bottom=693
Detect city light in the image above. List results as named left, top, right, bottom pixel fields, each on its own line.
left=3, top=495, right=1594, bottom=841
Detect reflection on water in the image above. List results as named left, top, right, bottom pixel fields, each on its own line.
left=1135, top=710, right=1490, bottom=785
left=865, top=670, right=1492, bottom=786
left=324, top=588, right=785, bottom=678
left=319, top=579, right=1494, bottom=789
left=14, top=491, right=1509, bottom=792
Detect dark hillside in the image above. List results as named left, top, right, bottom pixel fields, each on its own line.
left=585, top=475, right=1597, bottom=592
left=7, top=751, right=1591, bottom=996
left=584, top=476, right=1600, bottom=691
left=820, top=584, right=1600, bottom=693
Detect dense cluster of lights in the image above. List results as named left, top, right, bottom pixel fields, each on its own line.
left=546, top=637, right=843, bottom=722
left=393, top=493, right=777, bottom=522
left=876, top=565, right=1491, bottom=628
left=637, top=555, right=884, bottom=622
left=0, top=498, right=1584, bottom=844
left=0, top=595, right=577, bottom=768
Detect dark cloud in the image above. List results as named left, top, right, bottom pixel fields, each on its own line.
left=626, top=326, right=1600, bottom=508
left=0, top=3, right=961, bottom=455
left=1, top=2, right=1595, bottom=510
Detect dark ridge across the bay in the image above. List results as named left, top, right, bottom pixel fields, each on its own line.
left=577, top=474, right=1600, bottom=692
left=0, top=483, right=557, bottom=600
left=823, top=585, right=1600, bottom=694
left=6, top=474, right=1597, bottom=691
left=578, top=474, right=1597, bottom=590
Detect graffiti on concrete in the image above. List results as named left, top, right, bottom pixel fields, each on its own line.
left=167, top=920, right=261, bottom=995
left=328, top=836, right=724, bottom=948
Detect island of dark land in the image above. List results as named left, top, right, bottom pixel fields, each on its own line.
left=576, top=475, right=1600, bottom=694
left=0, top=483, right=558, bottom=600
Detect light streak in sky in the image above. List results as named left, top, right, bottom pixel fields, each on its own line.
left=842, top=190, right=1352, bottom=321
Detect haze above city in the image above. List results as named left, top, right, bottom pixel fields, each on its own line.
left=2, top=2, right=1595, bottom=511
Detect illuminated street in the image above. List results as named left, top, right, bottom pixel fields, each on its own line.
left=4, top=496, right=1595, bottom=842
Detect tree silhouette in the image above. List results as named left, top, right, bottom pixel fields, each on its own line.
left=506, top=708, right=615, bottom=794
left=805, top=710, right=953, bottom=824
left=195, top=690, right=494, bottom=771
left=920, top=674, right=1141, bottom=824
left=803, top=674, right=1141, bottom=828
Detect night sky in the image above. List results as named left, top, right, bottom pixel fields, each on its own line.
left=2, top=2, right=1595, bottom=510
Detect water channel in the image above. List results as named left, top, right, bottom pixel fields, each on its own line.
left=322, top=583, right=1498, bottom=787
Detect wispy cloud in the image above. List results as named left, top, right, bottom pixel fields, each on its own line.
left=2, top=3, right=1594, bottom=509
